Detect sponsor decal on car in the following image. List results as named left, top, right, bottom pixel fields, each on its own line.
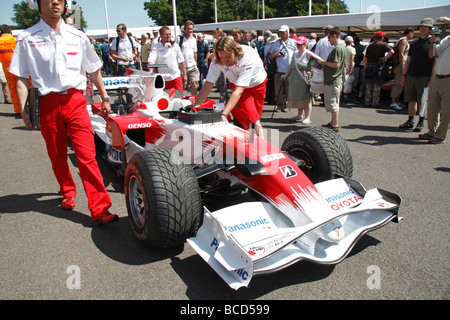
left=279, top=165, right=297, bottom=179
left=223, top=217, right=271, bottom=233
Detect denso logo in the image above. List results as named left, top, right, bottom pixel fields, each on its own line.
left=128, top=122, right=152, bottom=129
left=260, top=153, right=285, bottom=163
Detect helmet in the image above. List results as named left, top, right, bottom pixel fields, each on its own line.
left=26, top=0, right=72, bottom=15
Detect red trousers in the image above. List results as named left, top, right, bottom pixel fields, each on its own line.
left=39, top=89, right=111, bottom=220
left=229, top=78, right=267, bottom=130
left=164, top=76, right=183, bottom=92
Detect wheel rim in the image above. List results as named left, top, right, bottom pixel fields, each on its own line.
left=128, top=175, right=146, bottom=228
left=286, top=146, right=317, bottom=182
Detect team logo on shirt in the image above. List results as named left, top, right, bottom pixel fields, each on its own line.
left=28, top=40, right=47, bottom=48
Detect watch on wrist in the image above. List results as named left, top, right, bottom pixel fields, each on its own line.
left=102, top=96, right=110, bottom=102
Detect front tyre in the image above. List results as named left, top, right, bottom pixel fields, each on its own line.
left=124, top=149, right=202, bottom=249
left=282, top=127, right=353, bottom=183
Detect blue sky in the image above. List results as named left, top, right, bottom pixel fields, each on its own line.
left=1, top=0, right=449, bottom=31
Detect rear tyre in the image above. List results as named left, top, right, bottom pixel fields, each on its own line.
left=124, top=149, right=202, bottom=249
left=281, top=126, right=353, bottom=183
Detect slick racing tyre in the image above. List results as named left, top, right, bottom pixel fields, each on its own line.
left=124, top=149, right=202, bottom=249
left=281, top=126, right=353, bottom=183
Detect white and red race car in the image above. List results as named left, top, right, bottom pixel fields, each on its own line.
left=88, top=68, right=401, bottom=290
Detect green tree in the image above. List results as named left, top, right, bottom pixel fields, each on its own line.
left=11, top=1, right=41, bottom=29
left=144, top=0, right=348, bottom=26
left=11, top=0, right=88, bottom=31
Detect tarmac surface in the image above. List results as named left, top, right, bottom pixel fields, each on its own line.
left=0, top=88, right=449, bottom=302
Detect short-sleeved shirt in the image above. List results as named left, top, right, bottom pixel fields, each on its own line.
left=323, top=43, right=347, bottom=85
left=178, top=35, right=197, bottom=68
left=268, top=38, right=297, bottom=73
left=110, top=35, right=138, bottom=65
left=434, top=35, right=450, bottom=75
left=407, top=37, right=434, bottom=77
left=148, top=41, right=185, bottom=81
left=365, top=41, right=392, bottom=63
left=206, top=45, right=267, bottom=88
left=314, top=36, right=334, bottom=60
left=345, top=45, right=356, bottom=66
left=9, top=19, right=102, bottom=96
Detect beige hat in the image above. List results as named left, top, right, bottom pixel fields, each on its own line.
left=268, top=34, right=278, bottom=43
left=420, top=17, right=434, bottom=28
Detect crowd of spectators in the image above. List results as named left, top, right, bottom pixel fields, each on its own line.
left=4, top=14, right=449, bottom=144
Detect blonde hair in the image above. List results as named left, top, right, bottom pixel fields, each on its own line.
left=213, top=27, right=224, bottom=37
left=214, top=36, right=244, bottom=65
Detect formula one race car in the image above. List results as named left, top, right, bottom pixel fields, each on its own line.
left=88, top=68, right=401, bottom=290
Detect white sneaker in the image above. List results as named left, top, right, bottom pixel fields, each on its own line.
left=390, top=103, right=403, bottom=110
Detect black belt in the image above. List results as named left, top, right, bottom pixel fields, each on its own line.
left=436, top=74, right=450, bottom=79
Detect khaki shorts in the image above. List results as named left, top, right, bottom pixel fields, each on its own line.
left=404, top=75, right=429, bottom=102
left=186, top=65, right=200, bottom=84
left=323, top=83, right=342, bottom=112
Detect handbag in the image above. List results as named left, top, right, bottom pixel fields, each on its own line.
left=309, top=68, right=324, bottom=94
left=266, top=56, right=277, bottom=74
left=343, top=75, right=354, bottom=94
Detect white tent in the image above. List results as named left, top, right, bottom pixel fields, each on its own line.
left=85, top=26, right=181, bottom=40
left=194, top=5, right=450, bottom=39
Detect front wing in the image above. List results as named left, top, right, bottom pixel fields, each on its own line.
left=187, top=178, right=401, bottom=290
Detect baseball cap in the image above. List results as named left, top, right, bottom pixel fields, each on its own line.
left=345, top=36, right=354, bottom=42
left=296, top=36, right=308, bottom=45
left=374, top=31, right=386, bottom=37
left=278, top=25, right=289, bottom=33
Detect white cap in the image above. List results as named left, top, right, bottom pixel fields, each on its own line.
left=345, top=36, right=354, bottom=42
left=278, top=25, right=289, bottom=33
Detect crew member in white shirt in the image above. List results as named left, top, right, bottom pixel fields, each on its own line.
left=194, top=36, right=267, bottom=137
left=178, top=20, right=200, bottom=96
left=148, top=26, right=186, bottom=93
left=9, top=0, right=118, bottom=226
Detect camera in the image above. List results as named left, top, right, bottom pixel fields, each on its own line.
left=278, top=51, right=285, bottom=57
left=431, top=26, right=440, bottom=35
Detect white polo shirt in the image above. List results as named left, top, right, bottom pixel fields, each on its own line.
left=178, top=35, right=197, bottom=68
left=148, top=41, right=185, bottom=81
left=9, top=19, right=102, bottom=96
left=206, top=45, right=267, bottom=88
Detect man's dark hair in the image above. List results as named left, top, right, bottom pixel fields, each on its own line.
left=328, top=27, right=341, bottom=38
left=404, top=28, right=414, bottom=35
left=0, top=24, right=12, bottom=35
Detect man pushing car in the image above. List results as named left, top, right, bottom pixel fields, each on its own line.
left=194, top=36, right=267, bottom=137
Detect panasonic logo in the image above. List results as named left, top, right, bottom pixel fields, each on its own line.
left=223, top=217, right=270, bottom=233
